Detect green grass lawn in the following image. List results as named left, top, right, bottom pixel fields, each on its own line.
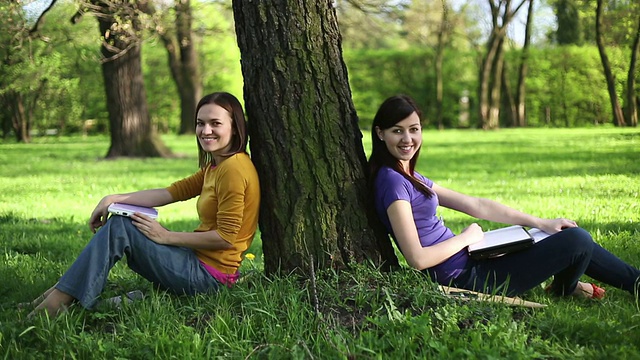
left=1, top=127, right=639, bottom=359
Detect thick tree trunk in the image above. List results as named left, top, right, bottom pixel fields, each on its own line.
left=596, top=0, right=626, bottom=127
left=625, top=15, right=640, bottom=127
left=94, top=1, right=171, bottom=158
left=515, top=0, right=534, bottom=127
left=232, top=0, right=398, bottom=275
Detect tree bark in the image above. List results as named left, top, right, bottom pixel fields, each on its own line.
left=625, top=14, right=640, bottom=127
left=596, top=0, right=626, bottom=127
left=232, top=0, right=398, bottom=275
left=91, top=0, right=171, bottom=157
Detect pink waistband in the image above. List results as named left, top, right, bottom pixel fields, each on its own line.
left=199, top=260, right=239, bottom=287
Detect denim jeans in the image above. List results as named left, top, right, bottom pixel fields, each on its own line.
left=451, top=227, right=640, bottom=297
left=55, top=216, right=220, bottom=309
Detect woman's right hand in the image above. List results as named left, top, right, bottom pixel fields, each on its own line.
left=88, top=195, right=116, bottom=233
left=461, top=223, right=484, bottom=246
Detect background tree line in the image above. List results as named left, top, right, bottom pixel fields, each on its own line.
left=2, top=0, right=639, bottom=143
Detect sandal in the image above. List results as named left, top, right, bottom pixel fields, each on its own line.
left=586, top=283, right=606, bottom=299
left=544, top=282, right=606, bottom=299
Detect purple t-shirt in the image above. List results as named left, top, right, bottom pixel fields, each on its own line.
left=374, top=166, right=469, bottom=282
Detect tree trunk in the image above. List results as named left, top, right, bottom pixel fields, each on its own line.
left=160, top=0, right=202, bottom=135
left=501, top=60, right=517, bottom=127
left=6, top=92, right=31, bottom=143
left=93, top=1, right=171, bottom=158
left=232, top=0, right=398, bottom=275
left=625, top=14, right=640, bottom=127
left=434, top=0, right=450, bottom=130
left=478, top=31, right=501, bottom=128
left=479, top=0, right=527, bottom=129
left=515, top=0, right=534, bottom=127
left=596, top=0, right=626, bottom=127
left=487, top=36, right=506, bottom=129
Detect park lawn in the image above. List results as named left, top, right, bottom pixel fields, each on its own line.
left=1, top=127, right=639, bottom=359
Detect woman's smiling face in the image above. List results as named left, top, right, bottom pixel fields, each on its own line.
left=376, top=111, right=422, bottom=170
left=196, top=104, right=234, bottom=162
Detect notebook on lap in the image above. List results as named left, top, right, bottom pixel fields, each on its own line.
left=468, top=225, right=536, bottom=260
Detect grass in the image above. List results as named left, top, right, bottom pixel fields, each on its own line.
left=1, top=127, right=640, bottom=359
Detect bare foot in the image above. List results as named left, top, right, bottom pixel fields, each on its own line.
left=28, top=288, right=75, bottom=319
left=19, top=285, right=58, bottom=310
left=573, top=281, right=605, bottom=299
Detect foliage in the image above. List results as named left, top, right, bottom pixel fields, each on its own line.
left=0, top=1, right=103, bottom=137
left=345, top=47, right=477, bottom=129
left=1, top=129, right=639, bottom=358
left=550, top=0, right=640, bottom=46
left=346, top=44, right=639, bottom=129
left=1, top=0, right=242, bottom=138
left=3, top=0, right=639, bottom=138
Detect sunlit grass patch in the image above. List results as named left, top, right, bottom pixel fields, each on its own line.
left=1, top=128, right=639, bottom=358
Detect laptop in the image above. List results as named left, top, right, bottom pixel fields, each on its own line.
left=107, top=203, right=159, bottom=219
left=468, top=225, right=535, bottom=259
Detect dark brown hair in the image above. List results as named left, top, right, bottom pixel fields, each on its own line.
left=367, top=95, right=433, bottom=197
left=195, top=92, right=248, bottom=168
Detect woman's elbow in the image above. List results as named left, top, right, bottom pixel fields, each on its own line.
left=406, top=256, right=429, bottom=271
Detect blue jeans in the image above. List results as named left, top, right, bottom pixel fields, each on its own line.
left=55, top=216, right=220, bottom=309
left=451, top=227, right=640, bottom=297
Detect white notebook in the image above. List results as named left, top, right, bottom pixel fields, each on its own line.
left=468, top=225, right=551, bottom=259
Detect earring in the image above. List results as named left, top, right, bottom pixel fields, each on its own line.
left=379, top=137, right=384, bottom=141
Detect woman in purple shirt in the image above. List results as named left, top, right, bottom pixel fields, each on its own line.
left=369, top=95, right=640, bottom=299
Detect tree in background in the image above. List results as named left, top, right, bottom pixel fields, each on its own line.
left=153, top=0, right=202, bottom=134
left=334, top=0, right=408, bottom=50
left=73, top=0, right=171, bottom=157
left=553, top=0, right=582, bottom=45
left=0, top=0, right=87, bottom=142
left=625, top=11, right=640, bottom=127
left=403, top=0, right=455, bottom=129
left=595, top=0, right=626, bottom=127
left=232, top=0, right=398, bottom=275
left=514, top=0, right=535, bottom=127
left=478, top=0, right=528, bottom=129
left=0, top=2, right=37, bottom=142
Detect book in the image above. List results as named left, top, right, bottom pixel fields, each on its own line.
left=527, top=227, right=552, bottom=243
left=468, top=225, right=552, bottom=260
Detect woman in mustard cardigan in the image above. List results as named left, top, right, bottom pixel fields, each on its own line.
left=26, top=92, right=260, bottom=318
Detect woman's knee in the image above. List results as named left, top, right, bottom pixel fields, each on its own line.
left=100, top=216, right=145, bottom=245
left=556, top=227, right=594, bottom=251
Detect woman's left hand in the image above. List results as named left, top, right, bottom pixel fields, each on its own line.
left=540, top=218, right=578, bottom=234
left=131, top=213, right=171, bottom=245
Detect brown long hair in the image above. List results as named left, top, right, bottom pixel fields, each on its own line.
left=195, top=92, right=248, bottom=169
left=367, top=95, right=433, bottom=197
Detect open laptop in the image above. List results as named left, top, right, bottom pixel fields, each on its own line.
left=468, top=225, right=535, bottom=259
